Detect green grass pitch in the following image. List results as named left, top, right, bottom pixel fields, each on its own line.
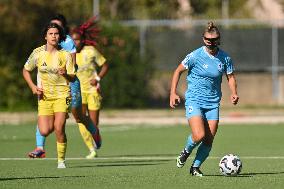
left=0, top=123, right=284, bottom=189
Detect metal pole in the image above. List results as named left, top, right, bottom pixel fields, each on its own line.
left=222, top=0, right=229, bottom=27
left=139, top=25, right=146, bottom=58
left=272, top=26, right=279, bottom=101
left=93, top=0, right=99, bottom=17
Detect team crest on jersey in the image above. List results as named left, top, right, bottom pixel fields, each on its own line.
left=188, top=106, right=193, bottom=113
left=217, top=63, right=223, bottom=71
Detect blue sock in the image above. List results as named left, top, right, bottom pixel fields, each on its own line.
left=86, top=121, right=97, bottom=134
left=192, top=143, right=212, bottom=167
left=36, top=126, right=46, bottom=149
left=185, top=135, right=200, bottom=153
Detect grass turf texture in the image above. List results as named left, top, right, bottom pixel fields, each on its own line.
left=0, top=123, right=284, bottom=189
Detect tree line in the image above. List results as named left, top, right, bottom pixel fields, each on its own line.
left=0, top=0, right=250, bottom=110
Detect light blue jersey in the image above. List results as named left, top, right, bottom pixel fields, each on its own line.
left=182, top=46, right=234, bottom=109
left=60, top=34, right=81, bottom=108
left=60, top=35, right=76, bottom=53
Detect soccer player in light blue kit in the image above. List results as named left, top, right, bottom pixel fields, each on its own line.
left=28, top=14, right=101, bottom=158
left=170, top=21, right=239, bottom=176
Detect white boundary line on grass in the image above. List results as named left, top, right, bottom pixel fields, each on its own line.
left=1, top=156, right=284, bottom=161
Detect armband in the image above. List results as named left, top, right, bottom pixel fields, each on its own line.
left=95, top=75, right=101, bottom=82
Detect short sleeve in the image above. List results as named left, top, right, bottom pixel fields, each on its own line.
left=181, top=52, right=194, bottom=69
left=225, top=56, right=234, bottom=74
left=24, top=50, right=38, bottom=71
left=93, top=48, right=106, bottom=67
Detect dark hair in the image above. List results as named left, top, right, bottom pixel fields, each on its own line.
left=43, top=23, right=66, bottom=43
left=70, top=16, right=100, bottom=46
left=203, top=21, right=220, bottom=37
left=50, top=13, right=69, bottom=34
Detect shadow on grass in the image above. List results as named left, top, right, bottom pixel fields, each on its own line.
left=241, top=171, right=284, bottom=176
left=70, top=159, right=172, bottom=168
left=205, top=174, right=252, bottom=177
left=103, top=153, right=177, bottom=157
left=73, top=159, right=171, bottom=164
left=0, top=175, right=87, bottom=181
left=206, top=171, right=284, bottom=177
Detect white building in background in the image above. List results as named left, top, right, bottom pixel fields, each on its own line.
left=247, top=0, right=284, bottom=25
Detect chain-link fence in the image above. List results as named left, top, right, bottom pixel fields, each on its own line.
left=123, top=19, right=284, bottom=105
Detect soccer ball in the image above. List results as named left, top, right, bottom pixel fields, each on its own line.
left=219, top=154, right=242, bottom=176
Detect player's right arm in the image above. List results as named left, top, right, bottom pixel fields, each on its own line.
left=23, top=48, right=43, bottom=96
left=22, top=68, right=43, bottom=96
left=170, top=64, right=186, bottom=108
left=170, top=52, right=194, bottom=108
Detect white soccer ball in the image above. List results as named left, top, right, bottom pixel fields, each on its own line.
left=219, top=154, right=242, bottom=176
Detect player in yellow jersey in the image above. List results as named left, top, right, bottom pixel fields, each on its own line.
left=70, top=17, right=108, bottom=157
left=28, top=14, right=101, bottom=160
left=23, top=23, right=75, bottom=168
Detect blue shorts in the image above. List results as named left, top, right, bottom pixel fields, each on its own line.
left=70, top=77, right=82, bottom=108
left=185, top=104, right=219, bottom=120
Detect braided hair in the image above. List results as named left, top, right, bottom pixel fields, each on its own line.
left=71, top=16, right=100, bottom=47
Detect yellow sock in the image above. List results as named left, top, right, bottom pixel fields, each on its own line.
left=78, top=123, right=95, bottom=152
left=57, top=142, right=67, bottom=162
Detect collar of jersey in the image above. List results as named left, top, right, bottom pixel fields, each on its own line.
left=202, top=46, right=219, bottom=59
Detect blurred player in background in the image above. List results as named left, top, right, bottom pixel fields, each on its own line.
left=28, top=14, right=101, bottom=159
left=23, top=23, right=75, bottom=168
left=70, top=17, right=108, bottom=158
left=170, top=21, right=239, bottom=176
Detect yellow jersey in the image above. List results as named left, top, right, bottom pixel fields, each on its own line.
left=24, top=45, right=75, bottom=99
left=76, top=46, right=106, bottom=93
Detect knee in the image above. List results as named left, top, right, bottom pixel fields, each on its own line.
left=72, top=111, right=83, bottom=123
left=192, top=132, right=205, bottom=143
left=72, top=113, right=82, bottom=123
left=74, top=117, right=82, bottom=123
left=94, top=119, right=99, bottom=127
left=39, top=129, right=51, bottom=137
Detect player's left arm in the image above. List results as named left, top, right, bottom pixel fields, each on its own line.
left=58, top=68, right=76, bottom=82
left=226, top=73, right=239, bottom=105
left=90, top=62, right=108, bottom=87
left=58, top=53, right=76, bottom=82
left=98, top=62, right=109, bottom=79
left=90, top=49, right=108, bottom=86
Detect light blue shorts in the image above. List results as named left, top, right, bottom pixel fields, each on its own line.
left=185, top=104, right=219, bottom=120
left=70, top=77, right=82, bottom=108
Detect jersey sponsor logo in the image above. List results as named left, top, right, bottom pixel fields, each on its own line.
left=77, top=63, right=91, bottom=72
left=41, top=62, right=47, bottom=66
left=39, top=67, right=58, bottom=74
left=202, top=64, right=208, bottom=69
